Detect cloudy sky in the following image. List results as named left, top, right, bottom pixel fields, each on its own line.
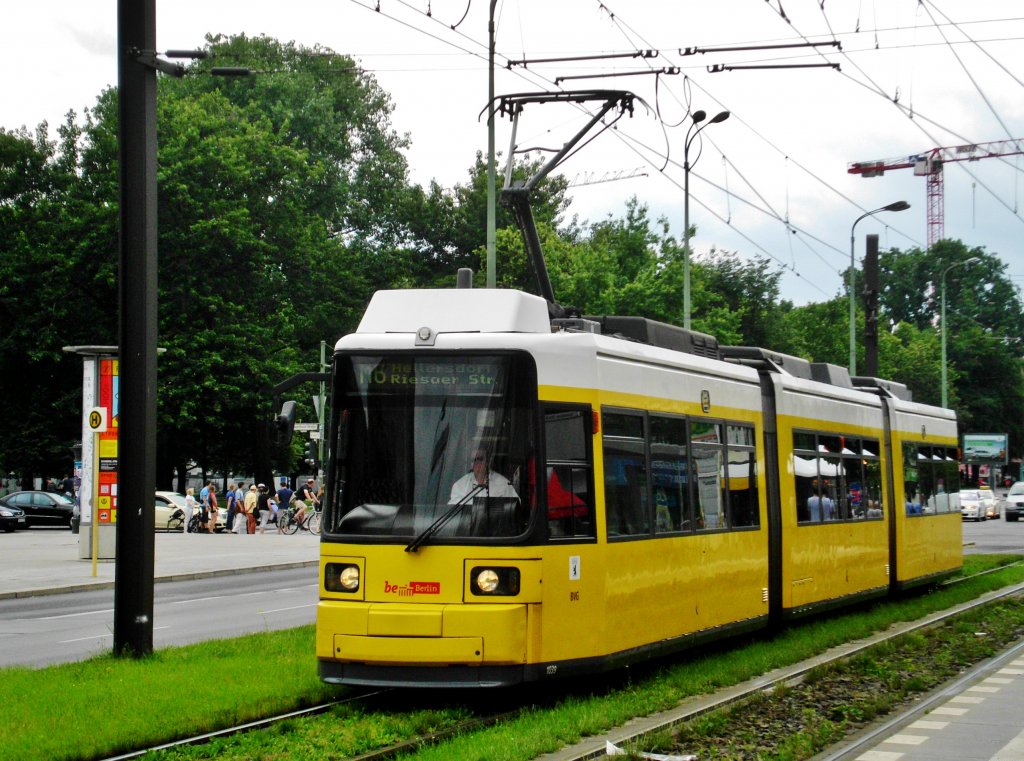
left=4, top=1, right=1023, bottom=305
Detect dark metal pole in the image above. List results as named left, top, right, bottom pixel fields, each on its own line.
left=863, top=234, right=879, bottom=378
left=114, top=0, right=157, bottom=657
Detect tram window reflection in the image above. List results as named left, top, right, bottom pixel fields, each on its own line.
left=727, top=448, right=759, bottom=527
left=693, top=445, right=726, bottom=530
left=650, top=415, right=689, bottom=534
left=603, top=412, right=650, bottom=537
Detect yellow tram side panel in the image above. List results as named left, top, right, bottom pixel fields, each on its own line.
left=317, top=545, right=546, bottom=667
left=775, top=410, right=891, bottom=610
left=546, top=383, right=770, bottom=656
left=890, top=423, right=963, bottom=584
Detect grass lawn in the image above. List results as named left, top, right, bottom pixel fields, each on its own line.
left=2, top=555, right=1022, bottom=761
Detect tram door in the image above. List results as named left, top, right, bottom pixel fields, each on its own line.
left=538, top=404, right=601, bottom=664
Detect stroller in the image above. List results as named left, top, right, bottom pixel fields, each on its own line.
left=168, top=506, right=202, bottom=533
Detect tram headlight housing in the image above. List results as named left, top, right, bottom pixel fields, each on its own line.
left=325, top=563, right=360, bottom=593
left=470, top=566, right=520, bottom=596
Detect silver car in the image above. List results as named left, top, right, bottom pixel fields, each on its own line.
left=1004, top=482, right=1024, bottom=522
left=960, top=490, right=986, bottom=522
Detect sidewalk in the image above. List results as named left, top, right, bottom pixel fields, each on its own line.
left=0, top=527, right=320, bottom=600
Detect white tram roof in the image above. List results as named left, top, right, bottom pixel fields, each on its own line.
left=342, top=289, right=955, bottom=436
left=356, top=289, right=552, bottom=336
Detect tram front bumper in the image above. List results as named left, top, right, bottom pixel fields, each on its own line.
left=317, top=600, right=528, bottom=665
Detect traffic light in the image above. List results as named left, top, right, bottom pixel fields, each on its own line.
left=274, top=400, right=297, bottom=446
left=304, top=440, right=317, bottom=468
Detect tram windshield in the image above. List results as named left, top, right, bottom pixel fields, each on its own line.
left=325, top=353, right=536, bottom=542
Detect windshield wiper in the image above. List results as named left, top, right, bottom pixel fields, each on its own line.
left=405, top=484, right=486, bottom=553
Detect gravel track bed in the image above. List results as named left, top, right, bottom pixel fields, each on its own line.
left=644, top=596, right=1024, bottom=761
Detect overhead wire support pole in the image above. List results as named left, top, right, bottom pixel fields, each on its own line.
left=708, top=63, right=840, bottom=73
left=555, top=67, right=679, bottom=85
left=506, top=49, right=657, bottom=68
left=680, top=40, right=841, bottom=56
left=486, top=0, right=496, bottom=288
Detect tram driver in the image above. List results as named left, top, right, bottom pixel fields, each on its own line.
left=449, top=447, right=519, bottom=504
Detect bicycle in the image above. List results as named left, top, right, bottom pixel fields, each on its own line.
left=306, top=506, right=321, bottom=535
left=277, top=503, right=320, bottom=534
left=277, top=504, right=306, bottom=534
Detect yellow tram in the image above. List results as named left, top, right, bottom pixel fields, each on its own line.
left=313, top=287, right=961, bottom=687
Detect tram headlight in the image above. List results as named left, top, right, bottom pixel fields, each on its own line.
left=325, top=563, right=360, bottom=593
left=470, top=566, right=520, bottom=596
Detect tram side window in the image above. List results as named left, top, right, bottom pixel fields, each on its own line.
left=939, top=448, right=960, bottom=511
left=919, top=448, right=938, bottom=512
left=901, top=443, right=958, bottom=515
left=544, top=406, right=595, bottom=538
left=692, top=422, right=727, bottom=530
left=817, top=435, right=846, bottom=521
left=650, top=415, right=689, bottom=533
left=727, top=423, right=759, bottom=528
left=603, top=412, right=650, bottom=537
left=794, top=436, right=821, bottom=523
left=902, top=443, right=923, bottom=515
left=859, top=439, right=883, bottom=519
left=794, top=431, right=840, bottom=523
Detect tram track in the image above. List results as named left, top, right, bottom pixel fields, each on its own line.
left=99, top=578, right=1024, bottom=761
left=542, top=580, right=1024, bottom=761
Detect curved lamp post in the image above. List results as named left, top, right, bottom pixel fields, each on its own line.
left=940, top=256, right=981, bottom=408
left=683, top=109, right=729, bottom=330
left=848, top=201, right=910, bottom=374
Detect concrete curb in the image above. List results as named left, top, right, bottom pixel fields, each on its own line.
left=0, top=560, right=319, bottom=601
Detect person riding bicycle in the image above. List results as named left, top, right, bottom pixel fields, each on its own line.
left=293, top=477, right=319, bottom=528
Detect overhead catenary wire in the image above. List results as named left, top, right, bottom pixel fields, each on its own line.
left=347, top=0, right=1017, bottom=298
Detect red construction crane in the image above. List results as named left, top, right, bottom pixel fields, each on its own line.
left=848, top=138, right=1024, bottom=248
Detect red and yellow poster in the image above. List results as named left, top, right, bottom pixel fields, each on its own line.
left=96, top=358, right=119, bottom=523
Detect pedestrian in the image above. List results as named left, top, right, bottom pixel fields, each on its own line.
left=234, top=482, right=245, bottom=523
left=243, top=484, right=258, bottom=534
left=233, top=485, right=251, bottom=535
left=206, top=484, right=219, bottom=533
left=61, top=474, right=76, bottom=498
left=257, top=484, right=273, bottom=534
left=183, top=487, right=197, bottom=533
left=275, top=478, right=293, bottom=531
left=224, top=481, right=237, bottom=531
left=199, top=480, right=211, bottom=532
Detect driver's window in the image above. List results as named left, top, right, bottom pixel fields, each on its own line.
left=544, top=405, right=594, bottom=539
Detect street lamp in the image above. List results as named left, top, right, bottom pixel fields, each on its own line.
left=940, top=256, right=981, bottom=408
left=848, top=201, right=910, bottom=374
left=683, top=108, right=729, bottom=330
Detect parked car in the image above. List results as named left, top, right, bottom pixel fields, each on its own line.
left=0, top=502, right=26, bottom=532
left=0, top=491, right=75, bottom=528
left=1004, top=482, right=1024, bottom=522
left=959, top=490, right=986, bottom=521
left=155, top=491, right=227, bottom=531
left=154, top=491, right=188, bottom=531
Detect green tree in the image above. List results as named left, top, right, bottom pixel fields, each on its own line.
left=405, top=152, right=572, bottom=288
left=0, top=119, right=112, bottom=485
left=879, top=240, right=1024, bottom=452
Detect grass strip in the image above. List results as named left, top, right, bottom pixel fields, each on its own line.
left=1, top=556, right=1022, bottom=761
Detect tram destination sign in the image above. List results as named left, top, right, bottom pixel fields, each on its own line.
left=354, top=358, right=505, bottom=396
